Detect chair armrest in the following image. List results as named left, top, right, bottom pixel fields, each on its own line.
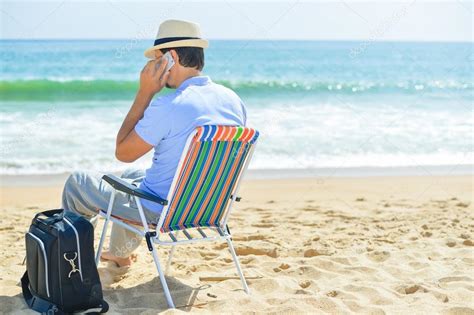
left=102, top=174, right=168, bottom=206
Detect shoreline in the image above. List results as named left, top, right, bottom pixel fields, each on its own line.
left=0, top=164, right=472, bottom=187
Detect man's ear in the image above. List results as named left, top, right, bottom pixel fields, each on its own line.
left=170, top=49, right=179, bottom=64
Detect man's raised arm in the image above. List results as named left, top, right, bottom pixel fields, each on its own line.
left=115, top=58, right=169, bottom=162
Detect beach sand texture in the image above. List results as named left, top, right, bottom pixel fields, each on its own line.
left=0, top=175, right=473, bottom=314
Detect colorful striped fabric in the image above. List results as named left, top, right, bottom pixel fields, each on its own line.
left=160, top=125, right=259, bottom=233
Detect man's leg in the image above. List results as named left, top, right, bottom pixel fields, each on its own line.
left=120, top=168, right=145, bottom=182
left=107, top=168, right=147, bottom=259
left=62, top=170, right=120, bottom=219
left=62, top=170, right=150, bottom=265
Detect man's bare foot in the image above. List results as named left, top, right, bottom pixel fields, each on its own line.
left=100, top=251, right=137, bottom=267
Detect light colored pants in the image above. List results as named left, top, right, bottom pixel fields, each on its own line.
left=62, top=169, right=160, bottom=258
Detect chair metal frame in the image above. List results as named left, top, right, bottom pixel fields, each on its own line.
left=95, top=127, right=257, bottom=309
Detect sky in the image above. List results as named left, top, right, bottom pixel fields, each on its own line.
left=0, top=1, right=472, bottom=42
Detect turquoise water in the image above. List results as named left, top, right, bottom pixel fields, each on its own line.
left=0, top=40, right=472, bottom=174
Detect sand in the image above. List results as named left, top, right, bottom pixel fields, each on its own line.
left=0, top=175, right=473, bottom=314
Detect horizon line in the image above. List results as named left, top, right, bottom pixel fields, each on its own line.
left=0, top=38, right=472, bottom=44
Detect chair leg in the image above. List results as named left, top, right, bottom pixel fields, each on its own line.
left=95, top=191, right=116, bottom=265
left=150, top=242, right=176, bottom=308
left=95, top=217, right=110, bottom=265
left=226, top=238, right=250, bottom=294
left=166, top=231, right=180, bottom=274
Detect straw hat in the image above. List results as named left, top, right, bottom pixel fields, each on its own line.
left=144, top=19, right=209, bottom=59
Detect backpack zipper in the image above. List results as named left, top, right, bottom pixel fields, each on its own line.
left=27, top=232, right=50, bottom=297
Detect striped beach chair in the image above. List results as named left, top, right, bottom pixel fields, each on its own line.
left=95, top=125, right=259, bottom=308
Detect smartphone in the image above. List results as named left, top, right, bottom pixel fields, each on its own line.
left=161, top=51, right=175, bottom=72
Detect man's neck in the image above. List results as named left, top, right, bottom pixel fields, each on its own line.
left=175, top=69, right=202, bottom=88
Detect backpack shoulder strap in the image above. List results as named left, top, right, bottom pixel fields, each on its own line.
left=22, top=271, right=109, bottom=314
left=21, top=271, right=65, bottom=314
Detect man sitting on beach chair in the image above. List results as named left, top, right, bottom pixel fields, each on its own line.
left=62, top=19, right=247, bottom=267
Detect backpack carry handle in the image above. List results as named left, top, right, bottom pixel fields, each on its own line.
left=32, top=209, right=64, bottom=225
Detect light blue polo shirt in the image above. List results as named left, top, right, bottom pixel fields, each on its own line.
left=134, top=76, right=247, bottom=214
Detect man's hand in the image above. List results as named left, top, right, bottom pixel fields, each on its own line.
left=139, top=57, right=170, bottom=96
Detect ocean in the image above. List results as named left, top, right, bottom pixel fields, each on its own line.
left=0, top=40, right=472, bottom=175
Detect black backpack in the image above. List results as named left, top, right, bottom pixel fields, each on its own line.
left=22, top=209, right=109, bottom=314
